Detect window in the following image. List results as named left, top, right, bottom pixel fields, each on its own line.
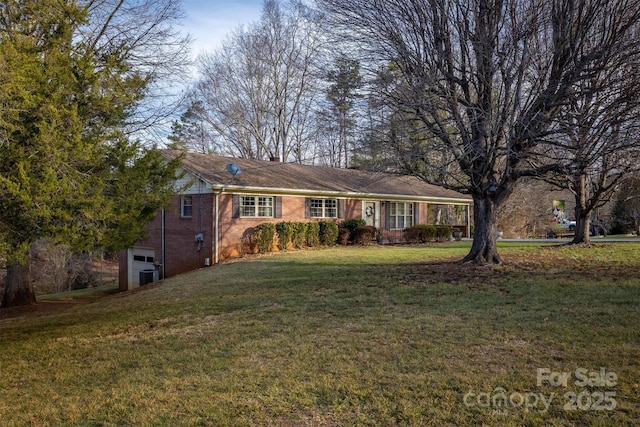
left=309, top=198, right=338, bottom=218
left=181, top=196, right=193, bottom=217
left=389, top=202, right=414, bottom=229
left=240, top=195, right=274, bottom=217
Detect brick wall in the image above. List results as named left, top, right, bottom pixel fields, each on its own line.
left=135, top=194, right=215, bottom=280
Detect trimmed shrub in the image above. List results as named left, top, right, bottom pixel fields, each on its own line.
left=337, top=227, right=351, bottom=245
left=275, top=221, right=331, bottom=249
left=435, top=225, right=452, bottom=241
left=341, top=218, right=366, bottom=234
left=403, top=226, right=422, bottom=244
left=339, top=218, right=368, bottom=243
left=319, top=221, right=339, bottom=246
left=306, top=222, right=321, bottom=247
left=404, top=224, right=435, bottom=242
left=253, top=223, right=276, bottom=252
left=352, top=226, right=377, bottom=245
left=292, top=222, right=308, bottom=248
left=403, top=225, right=452, bottom=243
left=275, top=222, right=295, bottom=250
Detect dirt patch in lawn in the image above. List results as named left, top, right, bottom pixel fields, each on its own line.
left=0, top=299, right=92, bottom=320
left=397, top=243, right=640, bottom=287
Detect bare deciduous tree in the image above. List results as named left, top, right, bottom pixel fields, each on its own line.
left=188, top=0, right=322, bottom=162
left=541, top=21, right=640, bottom=244
left=78, top=0, right=192, bottom=140
left=611, top=175, right=640, bottom=234
left=317, top=0, right=640, bottom=263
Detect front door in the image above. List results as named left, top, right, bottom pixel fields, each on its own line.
left=363, top=201, right=380, bottom=228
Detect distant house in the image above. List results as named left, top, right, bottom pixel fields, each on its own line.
left=119, top=150, right=473, bottom=290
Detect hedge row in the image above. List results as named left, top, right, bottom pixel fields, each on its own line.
left=253, top=221, right=340, bottom=252
left=403, top=225, right=453, bottom=243
left=252, top=221, right=453, bottom=254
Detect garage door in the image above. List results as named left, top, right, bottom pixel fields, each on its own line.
left=132, top=248, right=156, bottom=285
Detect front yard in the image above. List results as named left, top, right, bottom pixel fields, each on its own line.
left=1, top=242, right=639, bottom=426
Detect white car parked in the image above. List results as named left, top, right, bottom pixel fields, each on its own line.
left=559, top=219, right=576, bottom=231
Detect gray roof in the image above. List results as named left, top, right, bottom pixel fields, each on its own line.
left=163, top=150, right=471, bottom=203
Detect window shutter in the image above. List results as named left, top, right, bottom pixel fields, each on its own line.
left=413, top=203, right=420, bottom=226
left=384, top=201, right=391, bottom=230
left=337, top=199, right=345, bottom=218
left=232, top=195, right=240, bottom=218
left=304, top=198, right=311, bottom=218
left=275, top=196, right=282, bottom=218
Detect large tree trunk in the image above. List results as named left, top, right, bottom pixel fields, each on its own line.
left=571, top=174, right=592, bottom=245
left=2, top=259, right=36, bottom=308
left=572, top=213, right=592, bottom=244
left=463, top=196, right=501, bottom=264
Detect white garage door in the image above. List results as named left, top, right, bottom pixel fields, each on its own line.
left=132, top=248, right=156, bottom=285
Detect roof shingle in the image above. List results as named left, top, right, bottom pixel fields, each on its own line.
left=163, top=150, right=471, bottom=202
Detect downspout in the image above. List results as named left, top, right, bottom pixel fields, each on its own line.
left=161, top=208, right=166, bottom=279
left=214, top=190, right=221, bottom=264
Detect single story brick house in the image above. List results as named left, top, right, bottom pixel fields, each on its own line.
left=119, top=150, right=472, bottom=290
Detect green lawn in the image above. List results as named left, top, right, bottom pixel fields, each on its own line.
left=1, top=242, right=639, bottom=426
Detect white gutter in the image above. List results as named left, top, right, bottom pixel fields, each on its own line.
left=208, top=184, right=473, bottom=205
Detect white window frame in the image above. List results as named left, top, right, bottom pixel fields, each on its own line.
left=181, top=195, right=193, bottom=218
left=240, top=195, right=274, bottom=218
left=389, top=202, right=414, bottom=229
left=309, top=198, right=338, bottom=218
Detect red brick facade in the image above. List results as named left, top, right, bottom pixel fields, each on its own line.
left=134, top=194, right=215, bottom=280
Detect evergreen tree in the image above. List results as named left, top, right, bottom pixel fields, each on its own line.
left=324, top=56, right=362, bottom=167
left=0, top=1, right=180, bottom=307
left=167, top=101, right=218, bottom=154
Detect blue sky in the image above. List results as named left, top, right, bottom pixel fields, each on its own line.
left=182, top=0, right=263, bottom=57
